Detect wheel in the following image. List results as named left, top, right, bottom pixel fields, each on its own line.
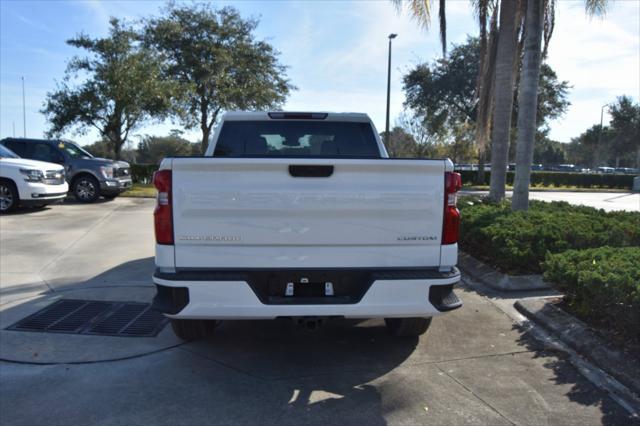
left=0, top=180, right=18, bottom=213
left=73, top=175, right=100, bottom=203
left=170, top=319, right=219, bottom=341
left=384, top=317, right=432, bottom=337
left=102, top=194, right=118, bottom=200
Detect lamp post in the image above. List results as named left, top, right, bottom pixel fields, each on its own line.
left=385, top=33, right=397, bottom=146
left=596, top=103, right=608, bottom=168
left=22, top=76, right=26, bottom=138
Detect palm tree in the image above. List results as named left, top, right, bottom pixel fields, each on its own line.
left=472, top=0, right=498, bottom=184
left=391, top=0, right=448, bottom=57
left=511, top=0, right=608, bottom=210
left=511, top=0, right=544, bottom=210
left=487, top=0, right=521, bottom=202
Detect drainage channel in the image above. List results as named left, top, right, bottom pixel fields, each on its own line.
left=7, top=299, right=167, bottom=338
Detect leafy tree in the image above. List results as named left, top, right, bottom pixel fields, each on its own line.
left=82, top=139, right=113, bottom=159
left=42, top=18, right=173, bottom=160
left=145, top=4, right=295, bottom=152
left=567, top=96, right=640, bottom=169
left=402, top=37, right=569, bottom=162
left=83, top=139, right=137, bottom=163
left=383, top=127, right=422, bottom=158
left=566, top=124, right=611, bottom=169
left=608, top=96, right=640, bottom=168
left=403, top=38, right=479, bottom=137
left=384, top=121, right=476, bottom=163
left=136, top=132, right=199, bottom=164
left=533, top=135, right=566, bottom=165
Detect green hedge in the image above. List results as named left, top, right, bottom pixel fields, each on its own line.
left=131, top=164, right=158, bottom=184
left=543, top=247, right=640, bottom=341
left=458, top=170, right=635, bottom=189
left=459, top=199, right=640, bottom=274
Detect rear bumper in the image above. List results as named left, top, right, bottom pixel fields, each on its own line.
left=152, top=267, right=462, bottom=319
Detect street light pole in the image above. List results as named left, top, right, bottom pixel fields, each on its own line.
left=385, top=33, right=397, bottom=146
left=21, top=76, right=26, bottom=138
left=596, top=103, right=608, bottom=168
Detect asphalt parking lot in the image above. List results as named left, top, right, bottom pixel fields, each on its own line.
left=0, top=198, right=637, bottom=425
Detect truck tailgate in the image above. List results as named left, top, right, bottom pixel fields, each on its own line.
left=171, top=158, right=446, bottom=268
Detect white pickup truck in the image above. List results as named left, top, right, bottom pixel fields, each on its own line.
left=152, top=112, right=462, bottom=340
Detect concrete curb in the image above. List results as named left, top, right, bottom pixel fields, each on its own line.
left=458, top=252, right=551, bottom=291
left=515, top=298, right=640, bottom=397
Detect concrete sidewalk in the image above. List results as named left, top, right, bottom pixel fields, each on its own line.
left=460, top=190, right=640, bottom=212
left=0, top=199, right=636, bottom=425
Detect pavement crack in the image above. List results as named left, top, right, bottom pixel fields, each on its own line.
left=435, top=363, right=517, bottom=425
left=420, top=349, right=535, bottom=366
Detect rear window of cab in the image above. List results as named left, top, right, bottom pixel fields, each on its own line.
left=213, top=121, right=381, bottom=158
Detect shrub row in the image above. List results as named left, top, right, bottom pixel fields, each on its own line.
left=130, top=164, right=158, bottom=184
left=458, top=199, right=640, bottom=274
left=458, top=170, right=635, bottom=189
left=543, top=247, right=640, bottom=341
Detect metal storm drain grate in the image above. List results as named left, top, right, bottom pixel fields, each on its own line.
left=7, top=299, right=168, bottom=337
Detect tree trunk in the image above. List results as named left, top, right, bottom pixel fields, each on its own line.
left=512, top=0, right=544, bottom=211
left=476, top=149, right=487, bottom=185
left=113, top=138, right=122, bottom=160
left=198, top=92, right=210, bottom=154
left=488, top=0, right=519, bottom=202
left=201, top=124, right=211, bottom=155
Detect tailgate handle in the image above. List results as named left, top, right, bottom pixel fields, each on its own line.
left=289, top=165, right=334, bottom=178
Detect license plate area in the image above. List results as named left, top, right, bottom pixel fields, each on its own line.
left=263, top=271, right=373, bottom=305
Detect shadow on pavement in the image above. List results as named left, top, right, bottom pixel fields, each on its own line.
left=512, top=324, right=634, bottom=425
left=172, top=318, right=419, bottom=425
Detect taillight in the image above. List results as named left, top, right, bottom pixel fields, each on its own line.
left=442, top=172, right=462, bottom=245
left=153, top=170, right=173, bottom=245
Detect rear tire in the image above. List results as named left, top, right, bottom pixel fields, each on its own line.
left=384, top=317, right=432, bottom=337
left=170, top=319, right=219, bottom=341
left=73, top=175, right=100, bottom=203
left=0, top=180, right=18, bottom=213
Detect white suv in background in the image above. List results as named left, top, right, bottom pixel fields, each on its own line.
left=0, top=144, right=68, bottom=213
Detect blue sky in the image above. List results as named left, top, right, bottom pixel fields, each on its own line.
left=1, top=0, right=639, bottom=147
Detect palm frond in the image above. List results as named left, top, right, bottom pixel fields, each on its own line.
left=584, top=0, right=608, bottom=16
left=391, top=0, right=432, bottom=29
left=392, top=0, right=451, bottom=56
left=409, top=0, right=432, bottom=29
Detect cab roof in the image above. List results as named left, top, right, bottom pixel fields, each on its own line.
left=221, top=111, right=372, bottom=123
